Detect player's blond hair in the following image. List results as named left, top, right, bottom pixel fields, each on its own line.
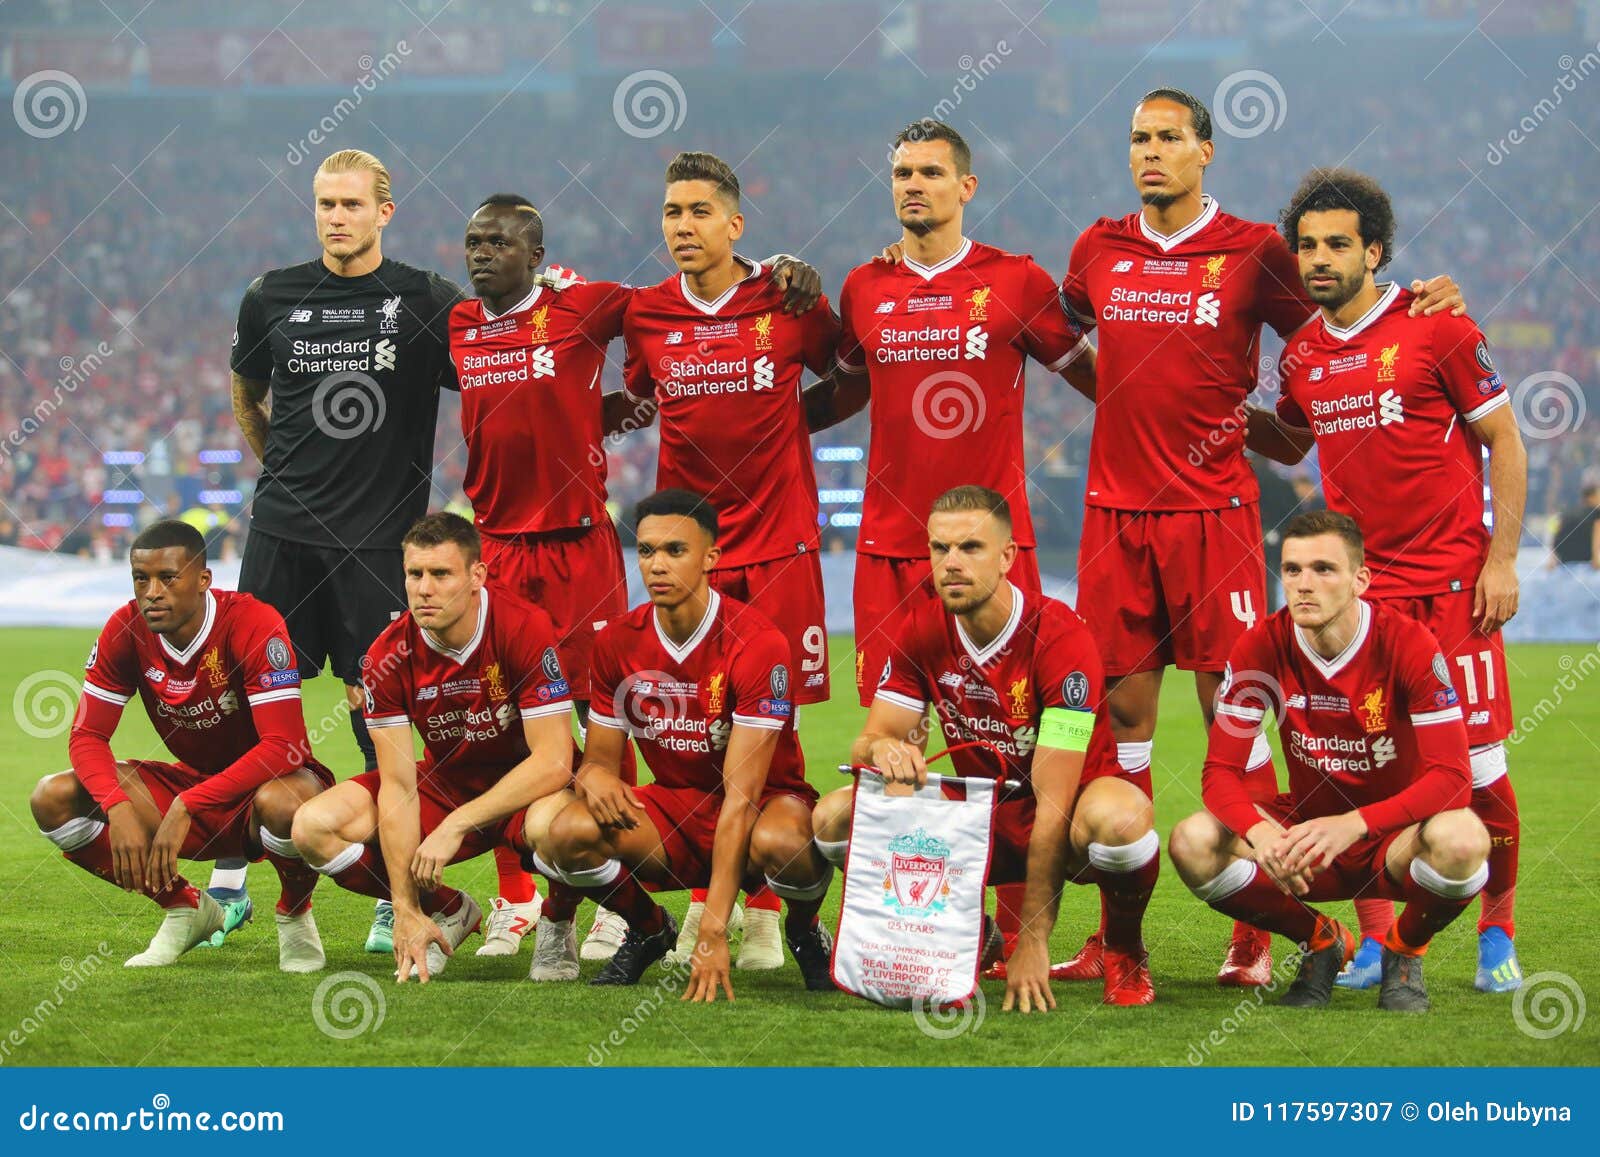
left=930, top=485, right=1012, bottom=533
left=315, top=149, right=393, bottom=205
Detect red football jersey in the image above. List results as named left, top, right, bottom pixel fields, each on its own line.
left=622, top=261, right=837, bottom=568
left=74, top=589, right=323, bottom=811
left=364, top=586, right=573, bottom=801
left=448, top=279, right=632, bottom=535
left=586, top=591, right=806, bottom=794
left=1205, top=600, right=1471, bottom=838
left=875, top=586, right=1119, bottom=786
left=1276, top=285, right=1508, bottom=597
left=836, top=239, right=1089, bottom=558
left=1060, top=197, right=1314, bottom=511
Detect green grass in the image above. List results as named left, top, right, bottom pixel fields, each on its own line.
left=1, top=630, right=1596, bottom=1067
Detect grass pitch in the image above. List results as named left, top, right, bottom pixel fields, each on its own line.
left=1, top=629, right=1595, bottom=1067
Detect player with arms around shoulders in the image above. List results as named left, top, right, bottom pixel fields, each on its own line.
left=805, top=119, right=1097, bottom=974
left=539, top=490, right=835, bottom=999
left=1168, top=512, right=1490, bottom=1012
left=229, top=148, right=467, bottom=953
left=813, top=486, right=1162, bottom=1009
left=31, top=520, right=333, bottom=971
left=289, top=513, right=576, bottom=983
left=619, top=151, right=842, bottom=968
left=453, top=192, right=824, bottom=962
left=1055, top=88, right=1468, bottom=988
left=1270, top=168, right=1528, bottom=992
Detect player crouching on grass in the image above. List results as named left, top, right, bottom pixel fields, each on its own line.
left=1168, top=511, right=1490, bottom=1012
left=812, top=486, right=1162, bottom=1010
left=538, top=489, right=835, bottom=999
left=31, top=520, right=333, bottom=971
left=290, top=513, right=577, bottom=984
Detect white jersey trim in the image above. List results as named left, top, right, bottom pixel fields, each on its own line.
left=420, top=587, right=489, bottom=665
left=732, top=712, right=786, bottom=730
left=586, top=710, right=625, bottom=731
left=1044, top=335, right=1092, bottom=373
left=1293, top=598, right=1372, bottom=680
left=874, top=689, right=927, bottom=714
left=366, top=713, right=410, bottom=729
left=246, top=687, right=302, bottom=707
left=160, top=589, right=217, bottom=666
left=1216, top=702, right=1266, bottom=723
left=955, top=583, right=1024, bottom=668
left=82, top=680, right=132, bottom=706
left=1462, top=392, right=1510, bottom=424
left=679, top=257, right=763, bottom=315
left=654, top=589, right=719, bottom=664
left=1410, top=706, right=1465, bottom=727
left=480, top=284, right=543, bottom=322
left=1322, top=282, right=1400, bottom=342
left=903, top=237, right=973, bottom=281
left=519, top=701, right=570, bottom=720
left=1137, top=195, right=1220, bottom=252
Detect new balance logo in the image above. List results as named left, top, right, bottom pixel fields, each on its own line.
left=964, top=325, right=988, bottom=359
left=1373, top=735, right=1397, bottom=767
left=1468, top=710, right=1490, bottom=726
left=875, top=301, right=897, bottom=313
left=1309, top=366, right=1324, bottom=381
left=937, top=671, right=964, bottom=688
left=1112, top=260, right=1134, bottom=273
left=529, top=346, right=556, bottom=379
left=1378, top=388, right=1404, bottom=425
left=752, top=355, right=775, bottom=390
left=373, top=339, right=397, bottom=371
left=288, top=309, right=313, bottom=324
left=665, top=331, right=683, bottom=345
left=1286, top=694, right=1308, bottom=709
left=1195, top=292, right=1221, bottom=328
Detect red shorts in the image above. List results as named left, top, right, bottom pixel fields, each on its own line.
left=127, top=759, right=334, bottom=861
left=962, top=769, right=1119, bottom=886
left=349, top=770, right=530, bottom=861
left=710, top=552, right=830, bottom=705
left=1256, top=792, right=1406, bottom=902
left=1370, top=589, right=1512, bottom=746
left=635, top=781, right=820, bottom=890
left=481, top=523, right=628, bottom=697
left=853, top=549, right=1042, bottom=707
left=1077, top=505, right=1265, bottom=676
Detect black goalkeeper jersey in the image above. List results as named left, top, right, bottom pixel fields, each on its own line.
left=231, top=257, right=465, bottom=550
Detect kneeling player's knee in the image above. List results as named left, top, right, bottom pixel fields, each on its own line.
left=750, top=819, right=809, bottom=874
left=29, top=771, right=83, bottom=830
left=253, top=778, right=309, bottom=835
left=1167, top=812, right=1223, bottom=880
left=1076, top=781, right=1153, bottom=846
left=546, top=803, right=602, bottom=860
left=1424, top=810, right=1490, bottom=875
left=811, top=787, right=853, bottom=843
left=290, top=798, right=337, bottom=858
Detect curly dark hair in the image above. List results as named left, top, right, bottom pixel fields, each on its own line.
left=1279, top=167, right=1396, bottom=272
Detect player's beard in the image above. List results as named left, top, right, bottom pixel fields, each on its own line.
left=1140, top=189, right=1178, bottom=209
left=1305, top=267, right=1363, bottom=311
left=898, top=210, right=944, bottom=236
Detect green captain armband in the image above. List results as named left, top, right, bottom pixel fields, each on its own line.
left=1038, top=707, right=1093, bottom=752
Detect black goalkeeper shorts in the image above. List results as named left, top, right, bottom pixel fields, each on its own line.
left=239, top=528, right=405, bottom=684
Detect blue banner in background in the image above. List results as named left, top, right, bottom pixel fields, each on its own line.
left=3, top=1067, right=1593, bottom=1153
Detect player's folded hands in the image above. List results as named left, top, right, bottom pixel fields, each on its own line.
left=580, top=772, right=642, bottom=829
left=1280, top=813, right=1365, bottom=879
left=1002, top=941, right=1056, bottom=1013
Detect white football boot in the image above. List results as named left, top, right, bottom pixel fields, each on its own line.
left=736, top=906, right=784, bottom=970
left=476, top=895, right=542, bottom=957
left=402, top=894, right=483, bottom=981
left=527, top=916, right=580, bottom=981
left=125, top=891, right=226, bottom=967
left=276, top=909, right=326, bottom=973
left=579, top=906, right=628, bottom=961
